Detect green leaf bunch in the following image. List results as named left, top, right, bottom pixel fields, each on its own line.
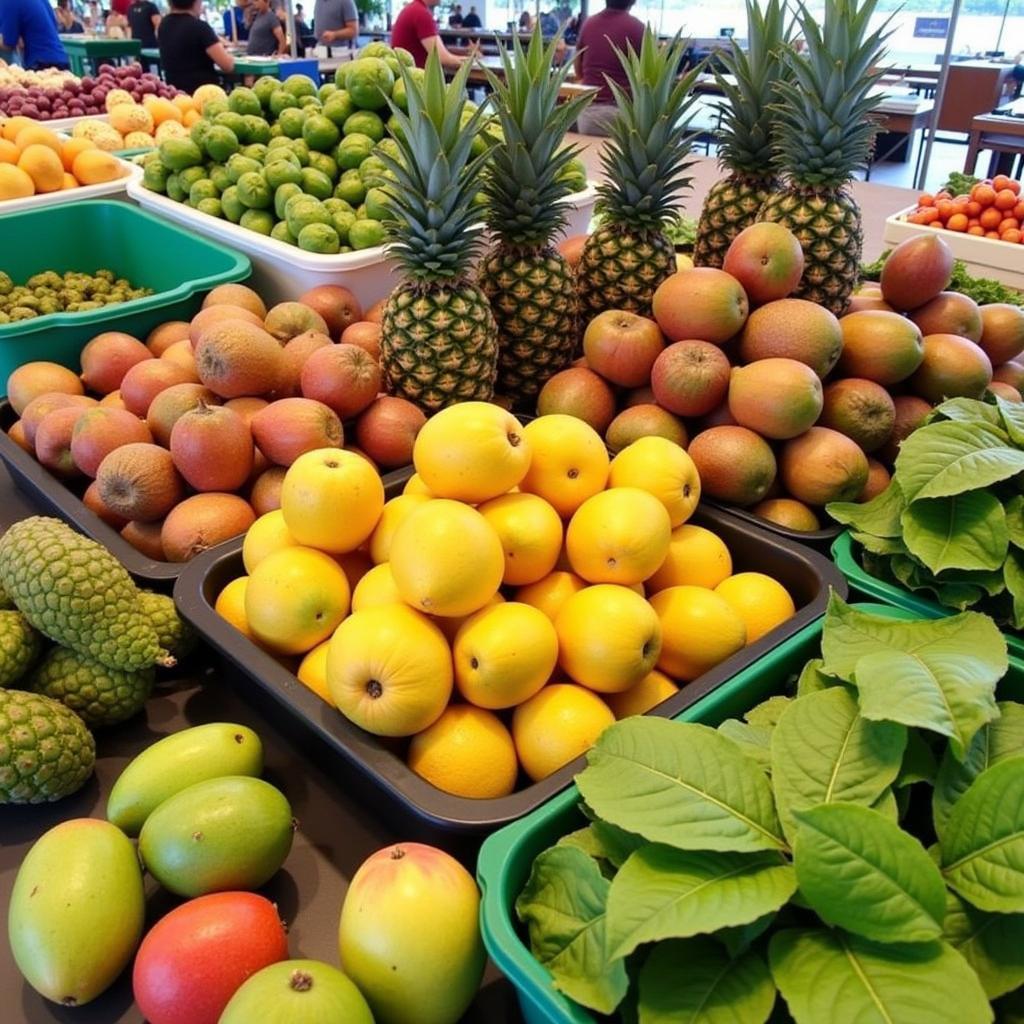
left=829, top=395, right=1024, bottom=629
left=515, top=595, right=1024, bottom=1022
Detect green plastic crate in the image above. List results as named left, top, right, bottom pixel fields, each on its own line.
left=477, top=602, right=1024, bottom=1024
left=832, top=531, right=1024, bottom=660
left=0, top=200, right=250, bottom=384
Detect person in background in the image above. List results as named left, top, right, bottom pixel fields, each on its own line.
left=105, top=5, right=130, bottom=36
left=248, top=0, right=287, bottom=55
left=461, top=4, right=480, bottom=28
left=518, top=10, right=533, bottom=32
left=294, top=3, right=311, bottom=37
left=313, top=0, right=358, bottom=49
left=391, top=0, right=476, bottom=68
left=55, top=0, right=86, bottom=33
left=223, top=0, right=250, bottom=43
left=110, top=0, right=131, bottom=18
left=127, top=0, right=160, bottom=46
left=159, top=0, right=234, bottom=89
left=539, top=9, right=558, bottom=35
left=1012, top=51, right=1024, bottom=98
left=448, top=4, right=463, bottom=28
left=573, top=0, right=644, bottom=136
left=0, top=0, right=70, bottom=68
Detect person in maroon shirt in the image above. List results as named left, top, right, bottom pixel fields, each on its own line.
left=573, top=0, right=646, bottom=135
left=390, top=0, right=474, bottom=68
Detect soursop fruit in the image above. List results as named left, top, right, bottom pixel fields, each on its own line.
left=138, top=591, right=197, bottom=661
left=0, top=579, right=14, bottom=609
left=0, top=517, right=173, bottom=672
left=28, top=647, right=154, bottom=729
left=0, top=610, right=44, bottom=687
left=0, top=688, right=95, bottom=803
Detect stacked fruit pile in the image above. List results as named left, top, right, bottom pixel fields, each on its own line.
left=64, top=86, right=202, bottom=151
left=3, top=282, right=417, bottom=562
left=216, top=402, right=799, bottom=798
left=903, top=174, right=1024, bottom=244
left=0, top=267, right=151, bottom=321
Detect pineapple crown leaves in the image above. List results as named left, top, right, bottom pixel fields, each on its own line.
left=714, top=0, right=793, bottom=176
left=481, top=25, right=595, bottom=246
left=770, top=0, right=894, bottom=187
left=597, top=29, right=703, bottom=230
left=380, top=50, right=496, bottom=282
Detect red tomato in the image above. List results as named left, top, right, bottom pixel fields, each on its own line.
left=995, top=188, right=1018, bottom=211
left=971, top=183, right=997, bottom=206
left=947, top=213, right=969, bottom=232
left=133, top=892, right=288, bottom=1024
left=993, top=174, right=1021, bottom=195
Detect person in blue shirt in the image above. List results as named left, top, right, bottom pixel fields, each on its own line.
left=0, top=0, right=70, bottom=70
left=223, top=0, right=251, bottom=43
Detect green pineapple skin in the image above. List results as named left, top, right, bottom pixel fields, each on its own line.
left=139, top=591, right=197, bottom=661
left=0, top=610, right=44, bottom=688
left=29, top=647, right=154, bottom=730
left=0, top=517, right=170, bottom=672
left=577, top=225, right=677, bottom=321
left=478, top=244, right=578, bottom=407
left=0, top=688, right=95, bottom=803
left=693, top=173, right=779, bottom=268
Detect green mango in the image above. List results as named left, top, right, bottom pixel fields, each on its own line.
left=220, top=960, right=374, bottom=1024
left=106, top=722, right=263, bottom=835
left=9, top=819, right=144, bottom=1006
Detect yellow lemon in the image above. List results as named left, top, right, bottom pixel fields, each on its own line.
left=389, top=499, right=504, bottom=618
left=519, top=415, right=609, bottom=518
left=402, top=472, right=433, bottom=496
left=214, top=576, right=253, bottom=638
left=281, top=448, right=384, bottom=553
left=407, top=705, right=518, bottom=799
left=453, top=602, right=559, bottom=710
left=604, top=670, right=679, bottom=719
left=515, top=570, right=587, bottom=622
left=351, top=562, right=405, bottom=611
left=412, top=401, right=530, bottom=502
left=245, top=546, right=351, bottom=656
left=368, top=493, right=431, bottom=564
left=478, top=492, right=563, bottom=586
left=647, top=524, right=733, bottom=593
left=566, top=487, right=672, bottom=585
left=714, top=572, right=796, bottom=644
left=297, top=640, right=334, bottom=705
left=512, top=683, right=615, bottom=782
left=649, top=586, right=746, bottom=682
left=335, top=549, right=374, bottom=589
left=242, top=509, right=297, bottom=573
left=327, top=604, right=452, bottom=736
left=431, top=593, right=505, bottom=644
left=608, top=436, right=701, bottom=527
left=555, top=584, right=662, bottom=693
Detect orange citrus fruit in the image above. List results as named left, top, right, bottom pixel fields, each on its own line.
left=351, top=562, right=405, bottom=611
left=242, top=509, right=297, bottom=573
left=608, top=435, right=701, bottom=527
left=60, top=136, right=97, bottom=172
left=714, top=572, right=796, bottom=644
left=17, top=144, right=63, bottom=193
left=0, top=164, right=34, bottom=199
left=297, top=640, right=335, bottom=705
left=515, top=570, right=587, bottom=622
left=478, top=491, right=563, bottom=586
left=214, top=576, right=253, bottom=638
left=647, top=524, right=733, bottom=593
left=649, top=586, right=746, bottom=681
left=402, top=472, right=433, bottom=496
left=604, top=670, right=679, bottom=718
left=519, top=414, right=609, bottom=518
left=368, top=493, right=431, bottom=564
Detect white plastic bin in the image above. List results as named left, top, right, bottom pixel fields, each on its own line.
left=0, top=158, right=141, bottom=216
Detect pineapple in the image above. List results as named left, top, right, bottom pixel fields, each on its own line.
left=379, top=51, right=498, bottom=410
left=577, top=30, right=701, bottom=321
left=478, top=28, right=594, bottom=407
left=693, top=0, right=791, bottom=268
left=758, top=0, right=890, bottom=316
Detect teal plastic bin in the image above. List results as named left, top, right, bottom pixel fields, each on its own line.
left=477, top=602, right=1024, bottom=1024
left=832, top=531, right=1024, bottom=660
left=0, top=201, right=250, bottom=384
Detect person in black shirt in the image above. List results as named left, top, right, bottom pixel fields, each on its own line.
left=127, top=0, right=160, bottom=47
left=55, top=0, right=86, bottom=33
left=462, top=5, right=481, bottom=28
left=158, top=0, right=235, bottom=93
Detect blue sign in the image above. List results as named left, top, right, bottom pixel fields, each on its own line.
left=914, top=17, right=950, bottom=39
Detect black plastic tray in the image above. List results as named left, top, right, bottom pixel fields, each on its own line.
left=173, top=494, right=848, bottom=846
left=704, top=499, right=843, bottom=552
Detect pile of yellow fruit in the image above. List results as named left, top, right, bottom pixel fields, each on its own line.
left=69, top=88, right=205, bottom=152
left=0, top=121, right=125, bottom=201
left=216, top=403, right=798, bottom=799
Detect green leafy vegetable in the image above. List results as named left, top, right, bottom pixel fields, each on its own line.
left=901, top=492, right=1009, bottom=573
left=943, top=890, right=1024, bottom=1000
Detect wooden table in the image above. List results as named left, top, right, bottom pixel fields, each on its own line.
left=866, top=100, right=934, bottom=181
left=58, top=36, right=141, bottom=77
left=964, top=113, right=1024, bottom=177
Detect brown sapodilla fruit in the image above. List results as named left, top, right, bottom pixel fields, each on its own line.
left=687, top=425, right=777, bottom=507
left=194, top=321, right=284, bottom=399
left=737, top=298, right=843, bottom=378
left=878, top=395, right=933, bottom=468
left=880, top=233, right=954, bottom=312
left=160, top=340, right=198, bottom=376
left=121, top=519, right=166, bottom=560
left=21, top=392, right=97, bottom=447
left=70, top=407, right=153, bottom=478
left=354, top=396, right=427, bottom=469
left=557, top=234, right=588, bottom=268
left=781, top=427, right=869, bottom=506
left=819, top=378, right=896, bottom=454
left=536, top=366, right=616, bottom=434
left=249, top=466, right=287, bottom=516
left=651, top=267, right=750, bottom=345
left=201, top=283, right=268, bottom=320
left=582, top=310, right=665, bottom=387
left=8, top=361, right=84, bottom=416
left=263, top=301, right=329, bottom=342
left=364, top=299, right=385, bottom=324
left=250, top=397, right=344, bottom=466
left=605, top=405, right=688, bottom=453
left=994, top=359, right=1024, bottom=391
left=224, top=396, right=270, bottom=426
left=340, top=321, right=382, bottom=362
left=298, top=284, right=362, bottom=338
left=624, top=386, right=657, bottom=408
left=7, top=421, right=31, bottom=454
left=277, top=330, right=333, bottom=398
left=96, top=442, right=185, bottom=522
left=979, top=304, right=1024, bottom=366
left=99, top=391, right=126, bottom=410
left=989, top=381, right=1023, bottom=403
left=650, top=339, right=731, bottom=418
left=146, top=320, right=190, bottom=356
left=34, top=405, right=92, bottom=478
left=722, top=221, right=804, bottom=305
left=846, top=293, right=895, bottom=314
left=120, top=360, right=198, bottom=418
left=750, top=497, right=821, bottom=532
left=300, top=343, right=381, bottom=420
left=161, top=493, right=256, bottom=563
left=147, top=383, right=221, bottom=448
left=83, top=480, right=130, bottom=530
left=80, top=332, right=153, bottom=395
left=188, top=304, right=264, bottom=350
left=909, top=333, right=993, bottom=404
left=837, top=310, right=925, bottom=385
left=728, top=358, right=824, bottom=440
left=909, top=291, right=983, bottom=343
left=860, top=459, right=891, bottom=502
left=169, top=403, right=254, bottom=492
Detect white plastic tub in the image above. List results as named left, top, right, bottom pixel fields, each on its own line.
left=127, top=178, right=601, bottom=307
left=883, top=204, right=1024, bottom=288
left=0, top=158, right=141, bottom=216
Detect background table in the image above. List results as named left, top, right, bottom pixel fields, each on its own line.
left=59, top=36, right=141, bottom=77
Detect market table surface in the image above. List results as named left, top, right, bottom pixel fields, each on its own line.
left=0, top=460, right=523, bottom=1023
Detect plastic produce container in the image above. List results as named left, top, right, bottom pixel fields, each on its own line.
left=0, top=157, right=140, bottom=216
left=832, top=530, right=1024, bottom=659
left=127, top=177, right=600, bottom=308
left=0, top=200, right=250, bottom=382
left=477, top=601, right=1024, bottom=1024
left=173, top=499, right=846, bottom=846
left=704, top=498, right=841, bottom=552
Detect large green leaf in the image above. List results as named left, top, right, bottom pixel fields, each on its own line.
left=897, top=730, right=938, bottom=789
left=605, top=845, right=796, bottom=959
left=515, top=845, right=629, bottom=1014
left=820, top=596, right=1006, bottom=760
left=795, top=658, right=843, bottom=697
left=792, top=803, right=946, bottom=943
left=895, top=419, right=1024, bottom=501
left=827, top=479, right=905, bottom=536
left=931, top=396, right=1003, bottom=428
left=1004, top=548, right=1024, bottom=630
left=744, top=697, right=793, bottom=729
left=769, top=928, right=993, bottom=1024
left=933, top=703, right=1024, bottom=839
left=769, top=687, right=906, bottom=842
left=718, top=719, right=773, bottom=772
left=995, top=393, right=1024, bottom=446
left=638, top=938, right=776, bottom=1024
left=944, top=889, right=1024, bottom=999
left=941, top=757, right=1024, bottom=913
left=901, top=492, right=1008, bottom=573
left=1005, top=495, right=1024, bottom=550
left=578, top=718, right=787, bottom=854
